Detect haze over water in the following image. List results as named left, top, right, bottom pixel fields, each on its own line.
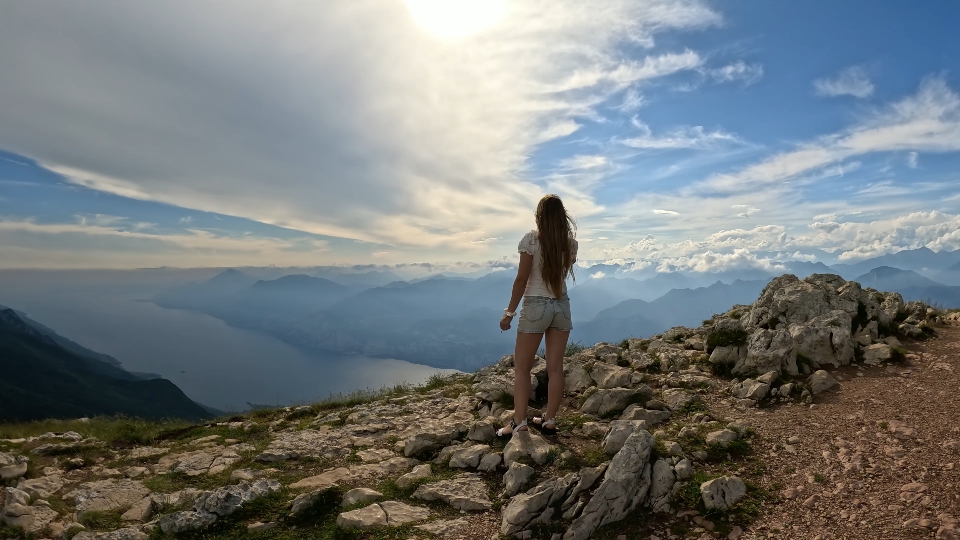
left=0, top=272, right=456, bottom=412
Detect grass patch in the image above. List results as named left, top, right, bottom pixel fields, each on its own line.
left=580, top=444, right=607, bottom=467
left=813, top=473, right=826, bottom=484
left=556, top=413, right=589, bottom=432
left=79, top=510, right=125, bottom=531
left=0, top=417, right=194, bottom=445
left=890, top=347, right=908, bottom=362
left=705, top=439, right=752, bottom=462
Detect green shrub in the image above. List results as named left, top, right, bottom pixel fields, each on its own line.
left=565, top=341, right=587, bottom=357
left=706, top=329, right=748, bottom=349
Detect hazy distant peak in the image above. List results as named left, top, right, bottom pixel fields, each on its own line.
left=855, top=266, right=943, bottom=289
left=251, top=274, right=347, bottom=291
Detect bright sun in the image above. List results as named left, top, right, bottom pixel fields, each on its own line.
left=404, top=0, right=507, bottom=40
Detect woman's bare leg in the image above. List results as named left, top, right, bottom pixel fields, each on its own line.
left=509, top=331, right=543, bottom=433
left=543, top=329, right=570, bottom=420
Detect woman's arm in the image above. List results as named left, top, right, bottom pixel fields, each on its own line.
left=500, top=253, right=533, bottom=329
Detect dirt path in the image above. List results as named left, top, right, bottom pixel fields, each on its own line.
left=712, top=323, right=960, bottom=539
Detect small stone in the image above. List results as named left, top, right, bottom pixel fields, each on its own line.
left=337, top=503, right=387, bottom=529
left=705, top=430, right=738, bottom=446
left=396, top=463, right=432, bottom=490
left=503, top=462, right=535, bottom=497
left=701, top=476, right=746, bottom=511
left=341, top=487, right=382, bottom=508
left=247, top=521, right=277, bottom=532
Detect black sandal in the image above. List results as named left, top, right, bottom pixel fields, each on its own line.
left=533, top=416, right=557, bottom=435
left=497, top=418, right=527, bottom=438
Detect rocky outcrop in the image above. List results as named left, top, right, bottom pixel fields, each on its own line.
left=563, top=430, right=655, bottom=540
left=159, top=479, right=281, bottom=534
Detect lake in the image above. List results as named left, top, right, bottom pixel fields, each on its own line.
left=0, top=271, right=458, bottom=411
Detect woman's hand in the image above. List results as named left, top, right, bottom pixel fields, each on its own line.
left=500, top=314, right=513, bottom=331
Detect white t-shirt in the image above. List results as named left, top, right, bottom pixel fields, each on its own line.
left=518, top=230, right=578, bottom=298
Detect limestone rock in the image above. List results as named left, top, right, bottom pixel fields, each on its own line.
left=503, top=462, right=535, bottom=497
left=619, top=405, right=671, bottom=425
left=16, top=475, right=63, bottom=500
left=503, top=430, right=555, bottom=466
left=73, top=528, right=148, bottom=540
left=402, top=419, right=465, bottom=457
left=337, top=503, right=387, bottom=529
left=1, top=502, right=59, bottom=533
left=0, top=453, right=28, bottom=481
left=807, top=370, right=838, bottom=394
left=863, top=343, right=894, bottom=365
left=290, top=487, right=333, bottom=516
left=120, top=496, right=155, bottom=522
left=475, top=367, right=539, bottom=402
left=449, top=444, right=489, bottom=469
left=590, top=363, right=634, bottom=389
left=501, top=472, right=581, bottom=536
left=194, top=478, right=281, bottom=517
left=706, top=430, right=738, bottom=446
left=477, top=452, right=502, bottom=472
left=661, top=389, right=701, bottom=411
left=709, top=345, right=744, bottom=366
left=730, top=379, right=769, bottom=400
left=563, top=430, right=654, bottom=540
left=467, top=419, right=497, bottom=442
left=412, top=473, right=491, bottom=511
left=648, top=459, right=676, bottom=513
left=658, top=348, right=705, bottom=372
left=581, top=387, right=651, bottom=417
left=158, top=509, right=218, bottom=534
left=736, top=328, right=798, bottom=376
left=602, top=420, right=648, bottom=455
left=356, top=448, right=394, bottom=463
left=700, top=476, right=746, bottom=511
left=396, top=463, right=432, bottom=490
left=341, top=488, right=382, bottom=508
left=65, top=479, right=149, bottom=516
left=160, top=479, right=280, bottom=534
left=674, top=458, right=693, bottom=480
left=564, top=362, right=595, bottom=392
left=379, top=500, right=431, bottom=525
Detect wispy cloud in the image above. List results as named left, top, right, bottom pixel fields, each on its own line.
left=653, top=209, right=680, bottom=216
left=907, top=151, right=918, bottom=168
left=704, top=61, right=764, bottom=86
left=622, top=119, right=743, bottom=150
left=814, top=66, right=874, bottom=98
left=694, top=77, right=960, bottom=194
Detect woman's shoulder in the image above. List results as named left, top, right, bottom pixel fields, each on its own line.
left=518, top=230, right=539, bottom=254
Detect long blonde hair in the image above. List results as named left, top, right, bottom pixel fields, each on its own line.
left=535, top=194, right=576, bottom=297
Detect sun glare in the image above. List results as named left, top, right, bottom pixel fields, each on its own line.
left=404, top=0, right=507, bottom=40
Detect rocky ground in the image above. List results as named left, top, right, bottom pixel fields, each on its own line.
left=1, top=273, right=959, bottom=540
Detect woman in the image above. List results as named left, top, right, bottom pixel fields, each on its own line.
left=497, top=194, right=577, bottom=437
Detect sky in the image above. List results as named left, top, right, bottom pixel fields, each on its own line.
left=1, top=0, right=960, bottom=272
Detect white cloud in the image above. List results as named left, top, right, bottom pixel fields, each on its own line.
left=907, top=151, right=918, bottom=168
left=695, top=77, right=960, bottom=194
left=0, top=218, right=332, bottom=268
left=732, top=205, right=761, bottom=218
left=559, top=155, right=608, bottom=170
left=814, top=66, right=874, bottom=98
left=622, top=119, right=743, bottom=149
left=653, top=209, right=680, bottom=216
left=704, top=61, right=764, bottom=86
left=590, top=271, right=606, bottom=279
left=0, top=0, right=720, bottom=252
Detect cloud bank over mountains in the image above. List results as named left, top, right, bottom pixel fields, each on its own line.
left=0, top=1, right=958, bottom=270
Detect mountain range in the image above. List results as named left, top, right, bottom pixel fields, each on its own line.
left=0, top=308, right=213, bottom=422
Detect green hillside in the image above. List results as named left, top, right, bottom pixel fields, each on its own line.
left=0, top=309, right=212, bottom=422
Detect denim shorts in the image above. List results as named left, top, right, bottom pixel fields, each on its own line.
left=517, top=295, right=573, bottom=333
